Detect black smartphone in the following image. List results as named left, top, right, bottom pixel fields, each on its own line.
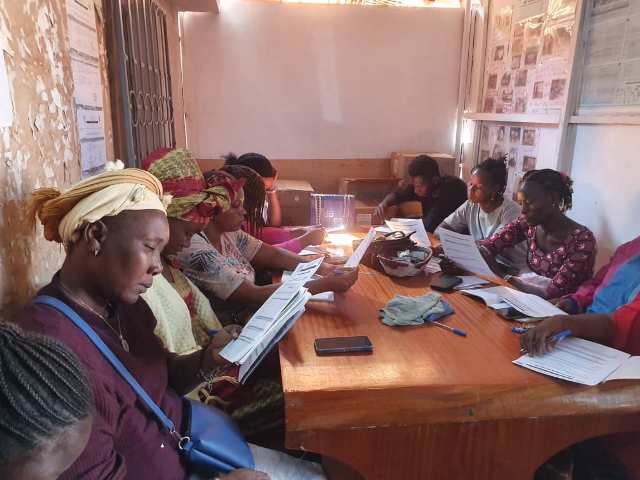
left=496, top=307, right=528, bottom=321
left=314, top=336, right=373, bottom=355
left=431, top=274, right=463, bottom=292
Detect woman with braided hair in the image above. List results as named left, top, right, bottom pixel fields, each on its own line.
left=0, top=321, right=93, bottom=479
left=222, top=154, right=325, bottom=253
left=435, top=156, right=527, bottom=271
left=220, top=164, right=325, bottom=253
left=480, top=168, right=597, bottom=298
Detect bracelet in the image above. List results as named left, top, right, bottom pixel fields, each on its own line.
left=503, top=274, right=513, bottom=282
left=265, top=188, right=277, bottom=194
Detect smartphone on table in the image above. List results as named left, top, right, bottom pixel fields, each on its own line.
left=314, top=336, right=373, bottom=355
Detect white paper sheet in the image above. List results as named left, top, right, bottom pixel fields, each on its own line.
left=514, top=337, right=631, bottom=385
left=439, top=229, right=497, bottom=279
left=282, top=271, right=334, bottom=302
left=461, top=286, right=514, bottom=308
left=71, top=60, right=103, bottom=108
left=345, top=227, right=375, bottom=268
left=499, top=288, right=567, bottom=318
left=606, top=356, right=640, bottom=381
left=386, top=218, right=431, bottom=247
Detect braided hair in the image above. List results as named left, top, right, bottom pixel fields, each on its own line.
left=522, top=169, right=573, bottom=212
left=0, top=321, right=93, bottom=464
left=472, top=156, right=508, bottom=200
left=220, top=164, right=267, bottom=237
left=223, top=152, right=277, bottom=179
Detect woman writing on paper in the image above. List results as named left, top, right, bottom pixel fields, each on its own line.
left=479, top=169, right=596, bottom=298
left=435, top=156, right=527, bottom=271
left=178, top=170, right=358, bottom=325
left=521, top=234, right=640, bottom=479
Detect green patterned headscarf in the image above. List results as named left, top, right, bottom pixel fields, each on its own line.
left=143, top=148, right=232, bottom=223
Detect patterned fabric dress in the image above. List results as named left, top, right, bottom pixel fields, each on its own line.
left=481, top=216, right=596, bottom=297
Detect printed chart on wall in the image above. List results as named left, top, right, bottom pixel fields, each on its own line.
left=66, top=0, right=106, bottom=177
left=578, top=0, right=640, bottom=110
left=483, top=0, right=578, bottom=114
left=479, top=123, right=540, bottom=199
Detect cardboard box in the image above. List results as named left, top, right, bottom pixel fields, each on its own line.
left=338, top=177, right=401, bottom=196
left=390, top=152, right=457, bottom=179
left=275, top=179, right=314, bottom=226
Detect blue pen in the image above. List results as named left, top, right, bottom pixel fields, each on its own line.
left=431, top=320, right=467, bottom=337
left=550, top=329, right=572, bottom=344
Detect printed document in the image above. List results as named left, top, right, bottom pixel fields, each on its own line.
left=220, top=258, right=322, bottom=374
left=514, top=337, right=640, bottom=386
left=439, top=229, right=497, bottom=279
left=345, top=227, right=375, bottom=268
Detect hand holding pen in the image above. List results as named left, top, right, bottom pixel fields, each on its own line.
left=518, top=315, right=572, bottom=356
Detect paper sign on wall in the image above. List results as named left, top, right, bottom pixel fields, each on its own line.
left=66, top=0, right=106, bottom=176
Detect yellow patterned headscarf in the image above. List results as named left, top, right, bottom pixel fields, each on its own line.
left=29, top=168, right=167, bottom=246
left=143, top=148, right=233, bottom=223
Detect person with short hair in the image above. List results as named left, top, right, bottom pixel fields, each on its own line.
left=0, top=321, right=94, bottom=480
left=436, top=156, right=527, bottom=271
left=479, top=169, right=596, bottom=298
left=374, top=154, right=467, bottom=232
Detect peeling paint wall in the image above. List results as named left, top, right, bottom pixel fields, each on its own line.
left=0, top=0, right=114, bottom=318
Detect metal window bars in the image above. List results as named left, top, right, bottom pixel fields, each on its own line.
left=110, top=0, right=175, bottom=167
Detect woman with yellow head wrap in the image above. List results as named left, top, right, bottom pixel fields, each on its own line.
left=17, top=168, right=243, bottom=479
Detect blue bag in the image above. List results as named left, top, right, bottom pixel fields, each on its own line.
left=33, top=295, right=255, bottom=475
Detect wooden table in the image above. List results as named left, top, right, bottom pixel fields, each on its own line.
left=278, top=241, right=640, bottom=480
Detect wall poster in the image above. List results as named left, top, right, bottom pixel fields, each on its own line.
left=482, top=0, right=577, bottom=115
left=479, top=123, right=541, bottom=200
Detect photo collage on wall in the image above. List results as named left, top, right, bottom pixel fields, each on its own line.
left=479, top=123, right=540, bottom=200
left=483, top=0, right=577, bottom=115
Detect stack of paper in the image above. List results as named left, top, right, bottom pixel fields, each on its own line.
left=438, top=229, right=499, bottom=280
left=282, top=271, right=334, bottom=302
left=461, top=285, right=566, bottom=318
left=220, top=257, right=323, bottom=382
left=385, top=218, right=431, bottom=248
left=514, top=338, right=640, bottom=386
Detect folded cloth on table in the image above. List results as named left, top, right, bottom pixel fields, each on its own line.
left=379, top=293, right=454, bottom=326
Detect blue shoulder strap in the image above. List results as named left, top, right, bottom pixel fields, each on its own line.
left=33, top=295, right=176, bottom=433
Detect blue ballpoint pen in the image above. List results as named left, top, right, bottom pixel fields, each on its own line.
left=431, top=320, right=467, bottom=337
left=550, top=329, right=572, bottom=344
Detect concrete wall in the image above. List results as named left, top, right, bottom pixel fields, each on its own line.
left=0, top=0, right=185, bottom=318
left=181, top=2, right=465, bottom=159
left=568, top=124, right=640, bottom=268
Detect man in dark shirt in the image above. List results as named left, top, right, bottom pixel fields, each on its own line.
left=374, top=155, right=467, bottom=232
